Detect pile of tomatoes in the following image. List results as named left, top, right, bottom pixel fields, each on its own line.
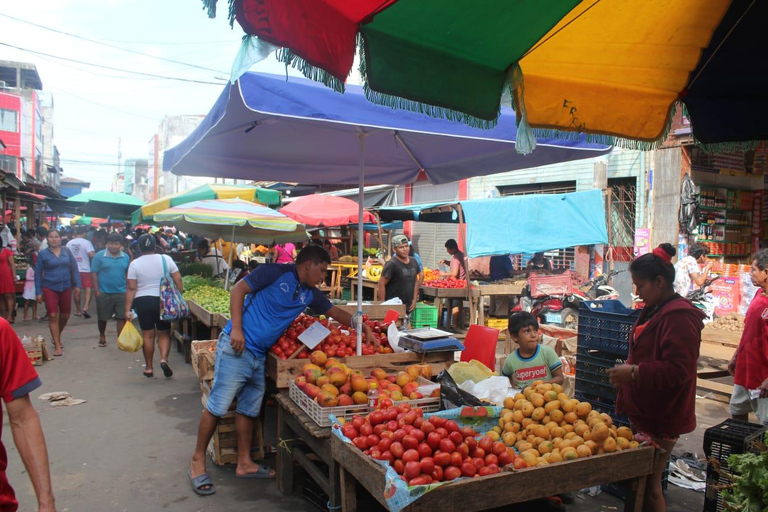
left=422, top=277, right=467, bottom=289
left=340, top=403, right=527, bottom=486
left=270, top=314, right=392, bottom=360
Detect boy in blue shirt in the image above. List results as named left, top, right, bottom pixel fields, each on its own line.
left=502, top=312, right=564, bottom=389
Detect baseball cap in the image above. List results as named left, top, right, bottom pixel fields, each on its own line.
left=392, top=234, right=409, bottom=247
left=138, top=233, right=156, bottom=252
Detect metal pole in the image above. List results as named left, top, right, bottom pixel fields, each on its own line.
left=224, top=225, right=235, bottom=290
left=356, top=132, right=366, bottom=356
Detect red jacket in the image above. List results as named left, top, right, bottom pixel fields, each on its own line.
left=616, top=296, right=704, bottom=436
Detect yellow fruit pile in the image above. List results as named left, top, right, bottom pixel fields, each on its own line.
left=485, top=380, right=639, bottom=468
left=367, top=266, right=383, bottom=282
left=423, top=268, right=440, bottom=281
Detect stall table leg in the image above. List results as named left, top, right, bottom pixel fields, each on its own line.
left=340, top=468, right=357, bottom=512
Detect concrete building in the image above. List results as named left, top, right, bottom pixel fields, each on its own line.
left=123, top=158, right=150, bottom=201
left=60, top=176, right=91, bottom=198
left=39, top=92, right=61, bottom=191
left=149, top=115, right=211, bottom=200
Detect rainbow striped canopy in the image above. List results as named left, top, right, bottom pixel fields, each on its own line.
left=152, top=198, right=306, bottom=244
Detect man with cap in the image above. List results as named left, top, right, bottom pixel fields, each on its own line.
left=378, top=235, right=421, bottom=316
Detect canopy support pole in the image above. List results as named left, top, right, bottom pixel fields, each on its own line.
left=224, top=225, right=235, bottom=290
left=356, top=131, right=367, bottom=356
left=457, top=203, right=472, bottom=326
left=375, top=212, right=385, bottom=257
left=393, top=132, right=425, bottom=174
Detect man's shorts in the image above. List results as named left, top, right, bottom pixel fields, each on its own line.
left=96, top=293, right=126, bottom=322
left=206, top=331, right=265, bottom=418
left=730, top=384, right=768, bottom=425
left=79, top=271, right=93, bottom=289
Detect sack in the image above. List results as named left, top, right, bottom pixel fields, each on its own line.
left=117, top=321, right=143, bottom=352
left=159, top=255, right=189, bottom=321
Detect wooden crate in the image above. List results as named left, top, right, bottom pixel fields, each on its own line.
left=191, top=340, right=217, bottom=382
left=201, top=381, right=264, bottom=465
left=267, top=350, right=454, bottom=388
left=188, top=300, right=214, bottom=327
left=332, top=304, right=406, bottom=321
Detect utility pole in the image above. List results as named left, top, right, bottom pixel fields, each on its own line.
left=117, top=136, right=122, bottom=192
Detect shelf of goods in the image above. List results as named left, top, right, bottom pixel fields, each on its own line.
left=697, top=186, right=755, bottom=260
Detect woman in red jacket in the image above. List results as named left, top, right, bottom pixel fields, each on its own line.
left=608, top=243, right=704, bottom=512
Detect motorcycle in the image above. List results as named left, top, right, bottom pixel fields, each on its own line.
left=512, top=270, right=623, bottom=330
left=687, top=274, right=720, bottom=324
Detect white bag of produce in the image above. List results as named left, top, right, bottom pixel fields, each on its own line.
left=458, top=376, right=511, bottom=405
left=387, top=322, right=406, bottom=353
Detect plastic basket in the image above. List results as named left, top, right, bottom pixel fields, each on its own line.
left=485, top=317, right=508, bottom=330
left=574, top=348, right=626, bottom=402
left=411, top=303, right=438, bottom=328
left=577, top=300, right=640, bottom=357
left=289, top=381, right=370, bottom=427
left=529, top=271, right=574, bottom=298
left=703, top=419, right=767, bottom=512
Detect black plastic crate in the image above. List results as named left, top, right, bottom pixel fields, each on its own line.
left=574, top=391, right=630, bottom=428
left=575, top=348, right=627, bottom=402
left=703, top=419, right=767, bottom=512
left=602, top=462, right=669, bottom=500
left=577, top=300, right=639, bottom=357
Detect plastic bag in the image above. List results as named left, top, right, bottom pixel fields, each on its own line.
left=448, top=360, right=496, bottom=384
left=435, top=370, right=485, bottom=410
left=387, top=322, right=405, bottom=353
left=458, top=376, right=512, bottom=405
left=117, top=321, right=143, bottom=353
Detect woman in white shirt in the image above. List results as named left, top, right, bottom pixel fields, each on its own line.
left=673, top=243, right=712, bottom=297
left=125, top=234, right=184, bottom=378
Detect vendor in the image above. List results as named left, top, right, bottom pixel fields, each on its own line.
left=323, top=239, right=339, bottom=261
left=526, top=252, right=553, bottom=276
left=196, top=239, right=229, bottom=278
left=378, top=235, right=421, bottom=315
left=489, top=254, right=514, bottom=317
left=439, top=238, right=467, bottom=279
left=188, top=245, right=376, bottom=495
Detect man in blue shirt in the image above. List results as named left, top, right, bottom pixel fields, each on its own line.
left=188, top=245, right=375, bottom=495
left=91, top=233, right=131, bottom=347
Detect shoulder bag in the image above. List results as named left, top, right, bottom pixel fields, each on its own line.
left=159, top=255, right=189, bottom=321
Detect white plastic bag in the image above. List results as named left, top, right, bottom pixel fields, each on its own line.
left=387, top=322, right=405, bottom=353
left=457, top=376, right=512, bottom=405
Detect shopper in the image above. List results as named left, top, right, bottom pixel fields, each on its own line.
left=378, top=235, right=420, bottom=315
left=92, top=233, right=131, bottom=347
left=22, top=253, right=38, bottom=321
left=609, top=243, right=704, bottom=512
left=35, top=229, right=81, bottom=356
left=0, top=238, right=16, bottom=322
left=188, top=245, right=375, bottom=496
left=502, top=312, right=564, bottom=389
left=0, top=317, right=56, bottom=512
left=728, top=249, right=768, bottom=424
left=125, top=234, right=183, bottom=378
left=67, top=225, right=96, bottom=318
left=270, top=242, right=296, bottom=264
left=196, top=239, right=229, bottom=278
left=673, top=243, right=712, bottom=297
left=323, top=240, right=339, bottom=261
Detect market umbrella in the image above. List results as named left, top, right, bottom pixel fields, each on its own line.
left=67, top=191, right=145, bottom=220
left=164, top=72, right=610, bottom=355
left=134, top=184, right=281, bottom=224
left=152, top=198, right=307, bottom=288
left=206, top=0, right=765, bottom=148
left=280, top=195, right=375, bottom=227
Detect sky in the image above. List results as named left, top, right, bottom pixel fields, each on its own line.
left=1, top=0, right=311, bottom=191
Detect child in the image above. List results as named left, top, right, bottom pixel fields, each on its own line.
left=502, top=312, right=564, bottom=389
left=22, top=253, right=38, bottom=321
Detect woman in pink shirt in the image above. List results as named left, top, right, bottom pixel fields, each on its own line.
left=271, top=243, right=297, bottom=264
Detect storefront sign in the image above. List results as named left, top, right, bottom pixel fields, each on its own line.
left=634, top=228, right=650, bottom=257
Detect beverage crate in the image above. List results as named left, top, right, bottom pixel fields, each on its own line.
left=191, top=339, right=217, bottom=383
left=486, top=317, right=508, bottom=330
left=574, top=348, right=626, bottom=402
left=529, top=271, right=574, bottom=298
left=200, top=381, right=264, bottom=464
left=411, top=303, right=438, bottom=328
left=703, top=419, right=767, bottom=512
left=577, top=300, right=639, bottom=356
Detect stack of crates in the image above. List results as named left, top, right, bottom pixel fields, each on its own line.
left=703, top=419, right=767, bottom=512
left=411, top=302, right=438, bottom=328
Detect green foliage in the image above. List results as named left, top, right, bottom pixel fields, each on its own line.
left=181, top=275, right=208, bottom=292
left=183, top=285, right=230, bottom=315
left=721, top=433, right=768, bottom=512
left=178, top=262, right=213, bottom=279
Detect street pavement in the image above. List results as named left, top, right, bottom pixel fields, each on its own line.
left=4, top=313, right=735, bottom=511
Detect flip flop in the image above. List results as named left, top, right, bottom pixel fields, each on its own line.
left=53, top=350, right=63, bottom=357
left=82, top=311, right=91, bottom=319
left=143, top=370, right=154, bottom=378
left=236, top=465, right=275, bottom=479
left=160, top=361, right=173, bottom=378
left=98, top=340, right=107, bottom=347
left=188, top=470, right=215, bottom=496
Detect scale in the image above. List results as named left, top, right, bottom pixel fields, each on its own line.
left=397, top=327, right=465, bottom=353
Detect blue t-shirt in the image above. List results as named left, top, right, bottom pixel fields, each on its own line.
left=91, top=249, right=131, bottom=293
left=490, top=255, right=513, bottom=281
left=223, top=264, right=333, bottom=357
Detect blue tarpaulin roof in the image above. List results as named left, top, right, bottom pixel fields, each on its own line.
left=163, top=73, right=611, bottom=185
left=377, top=190, right=607, bottom=257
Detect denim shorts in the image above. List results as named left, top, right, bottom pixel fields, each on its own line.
left=206, top=331, right=266, bottom=418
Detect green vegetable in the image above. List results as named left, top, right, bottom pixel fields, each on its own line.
left=720, top=432, right=768, bottom=511
left=178, top=262, right=213, bottom=278
left=183, top=285, right=231, bottom=315
left=182, top=275, right=209, bottom=292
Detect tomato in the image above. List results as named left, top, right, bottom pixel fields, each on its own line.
left=404, top=410, right=418, bottom=425
left=513, top=457, right=528, bottom=469
left=448, top=431, right=464, bottom=446
left=380, top=431, right=394, bottom=441
left=336, top=348, right=346, bottom=357
left=484, top=454, right=499, bottom=467
left=393, top=429, right=407, bottom=443
left=369, top=449, right=382, bottom=460
left=433, top=451, right=451, bottom=467
left=373, top=424, right=386, bottom=437
left=438, top=438, right=455, bottom=454
left=404, top=461, right=421, bottom=480
left=413, top=417, right=424, bottom=429
left=378, top=438, right=393, bottom=453
left=426, top=432, right=442, bottom=450
left=360, top=424, right=373, bottom=437
left=409, top=476, right=432, bottom=486
left=397, top=403, right=412, bottom=414
left=353, top=437, right=368, bottom=450
left=465, top=437, right=477, bottom=451
left=380, top=451, right=394, bottom=465
left=402, top=435, right=418, bottom=450
left=367, top=435, right=381, bottom=448
left=471, top=447, right=485, bottom=459
left=472, top=457, right=485, bottom=470
left=341, top=425, right=358, bottom=440
left=478, top=436, right=494, bottom=453
left=435, top=427, right=449, bottom=438
left=420, top=421, right=436, bottom=435
left=461, top=462, right=477, bottom=477
left=410, top=429, right=425, bottom=442
left=444, top=466, right=462, bottom=481
left=450, top=451, right=464, bottom=467
left=402, top=449, right=419, bottom=463
left=416, top=443, right=432, bottom=459
left=455, top=443, right=469, bottom=458
left=486, top=463, right=500, bottom=474
left=430, top=465, right=443, bottom=482
left=419, top=457, right=435, bottom=475
left=390, top=442, right=404, bottom=459
left=460, top=427, right=476, bottom=438
left=369, top=411, right=385, bottom=426
left=393, top=459, right=405, bottom=474
left=478, top=467, right=493, bottom=477
left=498, top=450, right=513, bottom=467
left=492, top=442, right=507, bottom=456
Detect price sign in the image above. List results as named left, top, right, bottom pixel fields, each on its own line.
left=297, top=321, right=331, bottom=350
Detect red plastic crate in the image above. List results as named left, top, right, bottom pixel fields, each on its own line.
left=529, top=271, right=574, bottom=298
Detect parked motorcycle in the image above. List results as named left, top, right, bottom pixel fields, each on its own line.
left=687, top=274, right=720, bottom=324
left=513, top=270, right=623, bottom=330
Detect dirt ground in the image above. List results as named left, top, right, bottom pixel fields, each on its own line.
left=2, top=313, right=743, bottom=512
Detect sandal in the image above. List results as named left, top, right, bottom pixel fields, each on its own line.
left=98, top=340, right=107, bottom=347
left=143, top=370, right=154, bottom=378
left=82, top=311, right=91, bottom=319
left=236, top=465, right=275, bottom=479
left=53, top=350, right=63, bottom=357
left=160, top=361, right=173, bottom=378
left=188, top=469, right=215, bottom=496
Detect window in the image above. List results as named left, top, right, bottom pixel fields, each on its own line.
left=0, top=108, right=18, bottom=132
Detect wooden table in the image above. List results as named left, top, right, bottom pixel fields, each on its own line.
left=469, top=282, right=524, bottom=326
left=420, top=286, right=468, bottom=329
left=332, top=435, right=659, bottom=512
left=349, top=278, right=379, bottom=302
left=331, top=262, right=358, bottom=299
left=276, top=392, right=342, bottom=509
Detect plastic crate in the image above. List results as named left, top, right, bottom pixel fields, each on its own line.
left=602, top=462, right=669, bottom=500
left=486, top=317, right=508, bottom=330
left=703, top=419, right=767, bottom=512
left=529, top=271, right=574, bottom=298
left=574, top=348, right=626, bottom=402
left=577, top=300, right=640, bottom=356
left=411, top=303, right=438, bottom=328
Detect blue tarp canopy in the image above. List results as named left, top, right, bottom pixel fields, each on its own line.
left=377, top=190, right=608, bottom=258
left=164, top=73, right=611, bottom=185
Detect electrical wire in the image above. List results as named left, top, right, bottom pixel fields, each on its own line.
left=0, top=12, right=231, bottom=74
left=48, top=89, right=161, bottom=121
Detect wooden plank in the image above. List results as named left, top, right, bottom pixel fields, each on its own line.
left=334, top=304, right=407, bottom=321
left=696, top=377, right=733, bottom=402
left=420, top=286, right=467, bottom=299
left=188, top=300, right=213, bottom=327
left=332, top=435, right=656, bottom=512
left=701, top=327, right=741, bottom=348
left=340, top=468, right=357, bottom=512
left=267, top=351, right=454, bottom=389
left=471, top=283, right=524, bottom=296
left=697, top=369, right=730, bottom=379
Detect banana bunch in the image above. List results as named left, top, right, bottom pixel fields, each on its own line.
left=367, top=266, right=383, bottom=282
